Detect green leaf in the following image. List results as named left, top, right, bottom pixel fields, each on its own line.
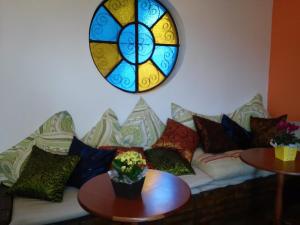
left=112, top=159, right=124, bottom=174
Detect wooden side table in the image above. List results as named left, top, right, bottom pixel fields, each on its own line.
left=78, top=169, right=191, bottom=225
left=240, top=148, right=300, bottom=225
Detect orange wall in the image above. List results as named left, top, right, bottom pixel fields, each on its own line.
left=268, top=0, right=300, bottom=121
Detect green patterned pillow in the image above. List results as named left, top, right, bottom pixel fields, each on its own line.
left=145, top=148, right=195, bottom=176
left=0, top=111, right=74, bottom=187
left=121, top=98, right=165, bottom=147
left=8, top=146, right=80, bottom=202
left=230, top=94, right=268, bottom=131
left=82, top=109, right=123, bottom=148
left=171, top=103, right=222, bottom=131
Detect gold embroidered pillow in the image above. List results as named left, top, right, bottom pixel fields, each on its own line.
left=8, top=146, right=80, bottom=202
left=144, top=148, right=195, bottom=176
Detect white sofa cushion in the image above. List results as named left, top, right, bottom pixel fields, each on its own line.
left=179, top=167, right=213, bottom=189
left=191, top=170, right=273, bottom=195
left=178, top=147, right=213, bottom=188
left=10, top=187, right=88, bottom=225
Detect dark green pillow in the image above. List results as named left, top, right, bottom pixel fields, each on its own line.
left=8, top=146, right=80, bottom=202
left=144, top=148, right=195, bottom=176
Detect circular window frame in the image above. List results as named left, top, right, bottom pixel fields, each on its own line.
left=89, top=0, right=180, bottom=93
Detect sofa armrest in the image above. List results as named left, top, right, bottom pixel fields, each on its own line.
left=0, top=185, right=12, bottom=225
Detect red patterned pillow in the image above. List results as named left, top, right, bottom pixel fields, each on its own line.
left=250, top=115, right=287, bottom=147
left=193, top=115, right=239, bottom=153
left=152, top=119, right=199, bottom=162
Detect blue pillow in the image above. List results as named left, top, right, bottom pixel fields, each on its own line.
left=67, top=137, right=116, bottom=188
left=221, top=115, right=252, bottom=149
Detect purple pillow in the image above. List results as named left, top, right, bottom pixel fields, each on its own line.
left=67, top=137, right=116, bottom=188
left=221, top=115, right=252, bottom=149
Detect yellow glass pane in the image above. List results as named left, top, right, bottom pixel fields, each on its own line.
left=90, top=43, right=122, bottom=77
left=152, top=13, right=178, bottom=45
left=105, top=0, right=135, bottom=26
left=138, top=61, right=165, bottom=92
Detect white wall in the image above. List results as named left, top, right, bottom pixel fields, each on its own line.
left=0, top=0, right=273, bottom=152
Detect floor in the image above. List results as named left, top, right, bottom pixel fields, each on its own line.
left=219, top=205, right=300, bottom=225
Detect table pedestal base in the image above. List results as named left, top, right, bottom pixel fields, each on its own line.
left=275, top=173, right=284, bottom=225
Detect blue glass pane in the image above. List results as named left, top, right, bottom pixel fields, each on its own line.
left=138, top=0, right=166, bottom=28
left=119, top=23, right=154, bottom=64
left=138, top=24, right=154, bottom=63
left=90, top=7, right=121, bottom=42
left=152, top=46, right=178, bottom=76
left=107, top=60, right=136, bottom=92
left=119, top=24, right=136, bottom=64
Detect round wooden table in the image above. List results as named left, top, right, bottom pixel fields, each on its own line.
left=78, top=169, right=191, bottom=225
left=240, top=148, right=300, bottom=225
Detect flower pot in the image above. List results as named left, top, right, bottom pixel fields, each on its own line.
left=274, top=146, right=298, bottom=161
left=111, top=177, right=145, bottom=199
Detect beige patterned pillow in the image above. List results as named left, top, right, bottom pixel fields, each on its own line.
left=171, top=103, right=222, bottom=131
left=172, top=94, right=268, bottom=131
left=82, top=109, right=123, bottom=148
left=121, top=98, right=165, bottom=147
left=230, top=94, right=268, bottom=131
left=0, top=111, right=74, bottom=187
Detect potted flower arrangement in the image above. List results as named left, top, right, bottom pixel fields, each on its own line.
left=270, top=120, right=300, bottom=161
left=109, top=151, right=147, bottom=198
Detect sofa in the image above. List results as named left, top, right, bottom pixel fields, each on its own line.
left=0, top=95, right=299, bottom=225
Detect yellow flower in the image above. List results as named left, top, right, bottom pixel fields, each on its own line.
left=121, top=166, right=126, bottom=172
left=114, top=150, right=146, bottom=173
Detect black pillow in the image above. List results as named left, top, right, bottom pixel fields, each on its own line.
left=68, top=137, right=116, bottom=188
left=193, top=115, right=239, bottom=153
left=221, top=115, right=252, bottom=149
left=250, top=115, right=287, bottom=147
left=144, top=148, right=195, bottom=176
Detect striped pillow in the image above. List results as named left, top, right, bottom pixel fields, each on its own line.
left=193, top=150, right=255, bottom=180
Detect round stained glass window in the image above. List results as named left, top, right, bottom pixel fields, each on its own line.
left=89, top=0, right=179, bottom=93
